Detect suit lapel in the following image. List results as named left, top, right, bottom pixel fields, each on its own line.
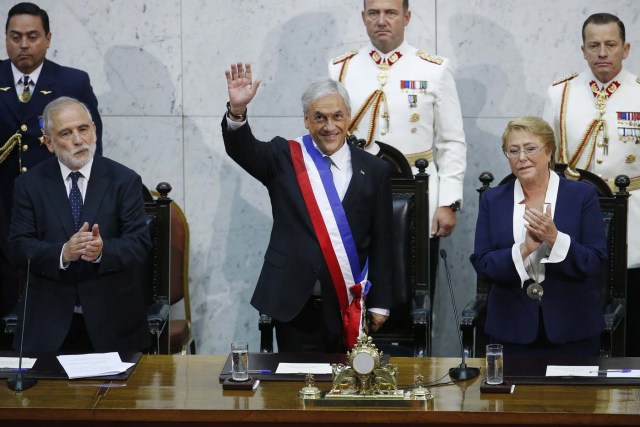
left=341, top=145, right=365, bottom=213
left=0, top=61, right=22, bottom=123
left=41, top=159, right=76, bottom=238
left=82, top=157, right=109, bottom=227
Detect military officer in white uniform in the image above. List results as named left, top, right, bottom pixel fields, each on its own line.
left=328, top=0, right=466, bottom=240
left=543, top=12, right=640, bottom=357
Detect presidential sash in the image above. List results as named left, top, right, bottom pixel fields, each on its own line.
left=289, top=134, right=370, bottom=348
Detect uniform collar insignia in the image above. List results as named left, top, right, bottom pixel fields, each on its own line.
left=40, top=90, right=52, bottom=95
left=589, top=80, right=620, bottom=98
left=369, top=50, right=403, bottom=66
left=0, top=87, right=10, bottom=92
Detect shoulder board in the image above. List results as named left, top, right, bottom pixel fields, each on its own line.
left=416, top=50, right=443, bottom=65
left=331, top=49, right=358, bottom=65
left=636, top=77, right=640, bottom=85
left=552, top=72, right=578, bottom=86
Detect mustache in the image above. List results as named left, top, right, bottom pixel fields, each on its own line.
left=71, top=144, right=91, bottom=155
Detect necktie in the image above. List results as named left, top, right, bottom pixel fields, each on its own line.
left=20, top=75, right=31, bottom=103
left=323, top=156, right=333, bottom=174
left=68, top=172, right=83, bottom=231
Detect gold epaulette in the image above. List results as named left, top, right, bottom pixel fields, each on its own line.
left=416, top=50, right=443, bottom=65
left=552, top=72, right=578, bottom=86
left=331, top=49, right=358, bottom=65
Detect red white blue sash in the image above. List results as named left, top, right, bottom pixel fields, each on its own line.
left=289, top=134, right=370, bottom=348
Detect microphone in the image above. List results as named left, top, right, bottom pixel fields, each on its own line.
left=440, top=249, right=480, bottom=381
left=7, top=258, right=38, bottom=391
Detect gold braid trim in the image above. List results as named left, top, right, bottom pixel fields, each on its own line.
left=349, top=90, right=384, bottom=147
left=0, top=132, right=21, bottom=164
left=560, top=80, right=607, bottom=177
left=338, top=57, right=349, bottom=83
left=568, top=119, right=602, bottom=172
left=558, top=81, right=570, bottom=164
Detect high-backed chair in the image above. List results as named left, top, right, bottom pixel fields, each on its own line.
left=167, top=202, right=196, bottom=354
left=259, top=140, right=432, bottom=356
left=460, top=165, right=629, bottom=357
left=142, top=182, right=173, bottom=354
left=368, top=141, right=431, bottom=356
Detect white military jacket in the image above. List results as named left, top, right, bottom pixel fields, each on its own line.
left=329, top=41, right=467, bottom=225
left=543, top=68, right=640, bottom=267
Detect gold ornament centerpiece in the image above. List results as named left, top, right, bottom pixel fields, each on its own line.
left=299, top=304, right=432, bottom=406
left=326, top=334, right=402, bottom=398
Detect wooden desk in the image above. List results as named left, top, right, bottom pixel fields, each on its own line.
left=1, top=355, right=639, bottom=426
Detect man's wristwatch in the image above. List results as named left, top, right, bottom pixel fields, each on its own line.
left=448, top=201, right=461, bottom=212
left=226, top=101, right=247, bottom=121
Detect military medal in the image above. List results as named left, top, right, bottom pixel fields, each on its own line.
left=400, top=80, right=428, bottom=94
left=20, top=89, right=31, bottom=103
left=526, top=282, right=544, bottom=300
left=617, top=111, right=640, bottom=143
left=590, top=80, right=620, bottom=155
left=19, top=75, right=32, bottom=103
left=377, top=63, right=390, bottom=86
left=408, top=94, right=417, bottom=108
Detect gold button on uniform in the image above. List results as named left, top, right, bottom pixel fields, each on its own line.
left=22, top=144, right=28, bottom=152
left=20, top=124, right=27, bottom=132
left=20, top=167, right=27, bottom=173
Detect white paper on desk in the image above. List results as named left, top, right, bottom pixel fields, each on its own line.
left=0, top=357, right=36, bottom=369
left=606, top=370, right=640, bottom=378
left=275, top=363, right=332, bottom=375
left=57, top=352, right=135, bottom=379
left=545, top=365, right=599, bottom=377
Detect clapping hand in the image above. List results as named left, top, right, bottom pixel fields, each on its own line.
left=522, top=204, right=558, bottom=257
left=225, top=63, right=261, bottom=115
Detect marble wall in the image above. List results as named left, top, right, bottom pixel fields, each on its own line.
left=4, top=0, right=639, bottom=355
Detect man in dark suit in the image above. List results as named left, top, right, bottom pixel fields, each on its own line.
left=0, top=3, right=103, bottom=325
left=223, top=63, right=394, bottom=352
left=8, top=97, right=149, bottom=353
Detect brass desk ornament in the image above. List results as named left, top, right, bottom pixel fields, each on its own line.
left=299, top=334, right=432, bottom=406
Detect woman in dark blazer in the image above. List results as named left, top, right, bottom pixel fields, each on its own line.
left=470, top=116, right=607, bottom=356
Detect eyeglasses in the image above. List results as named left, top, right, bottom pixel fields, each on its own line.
left=504, top=144, right=547, bottom=159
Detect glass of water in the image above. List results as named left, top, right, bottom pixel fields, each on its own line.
left=485, top=344, right=504, bottom=385
left=231, top=341, right=249, bottom=381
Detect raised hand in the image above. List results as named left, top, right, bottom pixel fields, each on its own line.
left=225, top=62, right=261, bottom=114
